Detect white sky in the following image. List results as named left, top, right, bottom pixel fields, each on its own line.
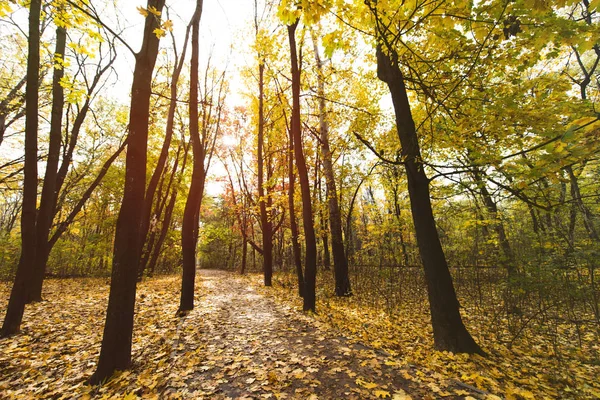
left=107, top=0, right=255, bottom=105
left=0, top=1, right=258, bottom=195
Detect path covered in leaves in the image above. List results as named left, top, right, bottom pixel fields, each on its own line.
left=0, top=270, right=481, bottom=399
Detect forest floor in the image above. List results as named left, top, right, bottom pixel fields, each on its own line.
left=0, top=270, right=479, bottom=400
left=0, top=270, right=598, bottom=399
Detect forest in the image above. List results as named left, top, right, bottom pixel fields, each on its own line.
left=0, top=0, right=599, bottom=398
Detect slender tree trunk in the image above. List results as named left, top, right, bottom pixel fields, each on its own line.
left=471, top=167, right=516, bottom=276
left=179, top=0, right=205, bottom=314
left=288, top=20, right=317, bottom=311
left=257, top=61, right=273, bottom=286
left=288, top=118, right=303, bottom=297
left=88, top=0, right=165, bottom=383
left=376, top=44, right=482, bottom=354
left=312, top=34, right=351, bottom=296
left=48, top=141, right=127, bottom=250
left=138, top=23, right=192, bottom=277
left=28, top=25, right=67, bottom=303
left=567, top=165, right=598, bottom=241
left=140, top=141, right=184, bottom=278
left=1, top=0, right=41, bottom=337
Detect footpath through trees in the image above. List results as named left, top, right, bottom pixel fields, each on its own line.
left=1, top=270, right=485, bottom=399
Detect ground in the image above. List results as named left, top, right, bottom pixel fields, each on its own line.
left=0, top=270, right=486, bottom=399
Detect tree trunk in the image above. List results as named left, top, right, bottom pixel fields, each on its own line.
left=140, top=141, right=184, bottom=278
left=312, top=33, right=351, bottom=296
left=257, top=61, right=273, bottom=286
left=376, top=44, right=483, bottom=354
left=179, top=0, right=205, bottom=314
left=471, top=166, right=516, bottom=277
left=567, top=165, right=598, bottom=241
left=1, top=0, right=41, bottom=337
left=138, top=22, right=192, bottom=277
left=288, top=135, right=304, bottom=297
left=88, top=0, right=165, bottom=383
left=28, top=25, right=67, bottom=303
left=288, top=20, right=317, bottom=312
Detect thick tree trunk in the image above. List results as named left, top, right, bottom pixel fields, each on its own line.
left=28, top=25, right=67, bottom=303
left=288, top=20, right=317, bottom=312
left=376, top=45, right=482, bottom=354
left=312, top=35, right=351, bottom=296
left=88, top=0, right=165, bottom=383
left=179, top=0, right=205, bottom=314
left=1, top=0, right=41, bottom=337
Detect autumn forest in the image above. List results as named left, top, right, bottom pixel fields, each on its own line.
left=0, top=0, right=599, bottom=398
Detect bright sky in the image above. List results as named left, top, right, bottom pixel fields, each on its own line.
left=108, top=0, right=255, bottom=104
left=0, top=1, right=259, bottom=196
left=101, top=0, right=257, bottom=197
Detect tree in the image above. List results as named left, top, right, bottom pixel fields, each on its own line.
left=370, top=3, right=483, bottom=353
left=27, top=19, right=66, bottom=303
left=0, top=0, right=41, bottom=337
left=89, top=0, right=166, bottom=383
left=179, top=0, right=204, bottom=313
left=311, top=31, right=351, bottom=296
left=287, top=18, right=318, bottom=312
left=138, top=13, right=192, bottom=279
left=255, top=0, right=274, bottom=286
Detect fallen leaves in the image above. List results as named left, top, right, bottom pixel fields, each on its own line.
left=259, top=272, right=600, bottom=399
left=3, top=268, right=594, bottom=399
left=0, top=271, right=426, bottom=399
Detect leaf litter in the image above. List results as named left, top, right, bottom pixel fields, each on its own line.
left=3, top=269, right=597, bottom=399
left=1, top=270, right=484, bottom=399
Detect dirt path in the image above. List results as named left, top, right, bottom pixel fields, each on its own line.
left=162, top=270, right=467, bottom=399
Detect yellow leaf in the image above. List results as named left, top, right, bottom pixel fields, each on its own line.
left=162, top=19, right=173, bottom=31
left=122, top=392, right=138, bottom=400
left=356, top=377, right=378, bottom=389
left=147, top=5, right=161, bottom=16
left=136, top=6, right=148, bottom=17
left=375, top=389, right=391, bottom=398
left=392, top=389, right=412, bottom=400
left=153, top=28, right=166, bottom=38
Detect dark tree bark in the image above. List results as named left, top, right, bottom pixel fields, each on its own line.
left=288, top=20, right=317, bottom=312
left=312, top=34, right=351, bottom=296
left=179, top=0, right=205, bottom=314
left=287, top=101, right=304, bottom=297
left=27, top=25, right=67, bottom=303
left=138, top=20, right=192, bottom=278
left=148, top=140, right=190, bottom=276
left=254, top=0, right=274, bottom=287
left=257, top=62, right=273, bottom=286
left=1, top=0, right=41, bottom=337
left=88, top=0, right=165, bottom=383
left=567, top=165, right=599, bottom=241
left=140, top=142, right=184, bottom=277
left=376, top=44, right=483, bottom=354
